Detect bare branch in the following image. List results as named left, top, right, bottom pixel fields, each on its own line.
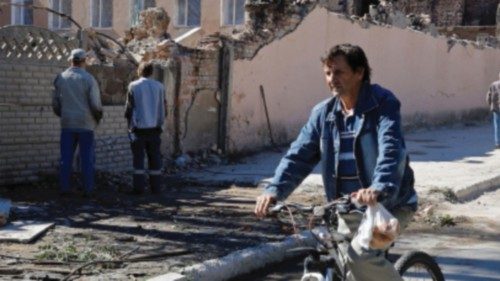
left=0, top=2, right=82, bottom=30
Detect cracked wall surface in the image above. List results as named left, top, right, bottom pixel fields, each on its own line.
left=227, top=6, right=500, bottom=153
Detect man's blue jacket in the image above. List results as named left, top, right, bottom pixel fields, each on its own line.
left=264, top=83, right=418, bottom=211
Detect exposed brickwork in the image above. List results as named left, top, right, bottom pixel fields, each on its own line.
left=433, top=0, right=465, bottom=26
left=0, top=61, right=132, bottom=186
left=390, top=0, right=499, bottom=27
left=173, top=48, right=221, bottom=153
left=463, top=0, right=498, bottom=26
left=438, top=26, right=496, bottom=40
left=86, top=61, right=137, bottom=106
left=392, top=0, right=433, bottom=16
left=392, top=0, right=465, bottom=26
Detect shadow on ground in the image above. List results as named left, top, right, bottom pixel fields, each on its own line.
left=0, top=173, right=285, bottom=280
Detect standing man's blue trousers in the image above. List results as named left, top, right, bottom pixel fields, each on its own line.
left=59, top=128, right=95, bottom=193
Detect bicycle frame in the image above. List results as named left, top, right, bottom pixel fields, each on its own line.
left=271, top=198, right=444, bottom=281
left=271, top=197, right=353, bottom=281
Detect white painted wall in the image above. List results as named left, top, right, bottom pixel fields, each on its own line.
left=228, top=7, right=500, bottom=153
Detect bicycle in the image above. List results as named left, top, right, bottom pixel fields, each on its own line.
left=269, top=196, right=444, bottom=281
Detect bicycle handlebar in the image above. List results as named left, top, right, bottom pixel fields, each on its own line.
left=269, top=195, right=354, bottom=216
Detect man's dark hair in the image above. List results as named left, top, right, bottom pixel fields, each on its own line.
left=138, top=61, right=154, bottom=77
left=321, top=44, right=372, bottom=82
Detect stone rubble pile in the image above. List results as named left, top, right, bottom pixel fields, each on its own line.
left=123, top=7, right=179, bottom=62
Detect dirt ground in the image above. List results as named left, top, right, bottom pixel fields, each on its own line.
left=0, top=173, right=322, bottom=281
left=0, top=172, right=498, bottom=281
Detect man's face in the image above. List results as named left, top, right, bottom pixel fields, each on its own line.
left=323, top=55, right=364, bottom=97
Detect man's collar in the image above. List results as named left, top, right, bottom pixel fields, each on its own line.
left=333, top=82, right=378, bottom=115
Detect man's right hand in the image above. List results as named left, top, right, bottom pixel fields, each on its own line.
left=254, top=193, right=277, bottom=218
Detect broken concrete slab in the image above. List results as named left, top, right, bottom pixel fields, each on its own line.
left=0, top=221, right=54, bottom=243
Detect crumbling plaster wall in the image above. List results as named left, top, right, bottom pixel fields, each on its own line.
left=173, top=49, right=221, bottom=154
left=228, top=7, right=500, bottom=153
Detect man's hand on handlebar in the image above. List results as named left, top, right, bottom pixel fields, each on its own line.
left=255, top=193, right=277, bottom=218
left=351, top=187, right=380, bottom=206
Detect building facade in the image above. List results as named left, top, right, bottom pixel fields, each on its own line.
left=0, top=0, right=247, bottom=40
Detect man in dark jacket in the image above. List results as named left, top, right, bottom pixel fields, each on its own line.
left=255, top=44, right=417, bottom=281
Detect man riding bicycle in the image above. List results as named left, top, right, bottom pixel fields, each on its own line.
left=255, top=44, right=418, bottom=281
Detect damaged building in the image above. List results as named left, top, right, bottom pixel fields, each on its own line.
left=1, top=0, right=500, bottom=186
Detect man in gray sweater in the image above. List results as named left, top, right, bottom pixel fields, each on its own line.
left=52, top=48, right=103, bottom=197
left=125, top=61, right=166, bottom=194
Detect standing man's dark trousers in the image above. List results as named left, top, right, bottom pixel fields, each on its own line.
left=130, top=130, right=162, bottom=194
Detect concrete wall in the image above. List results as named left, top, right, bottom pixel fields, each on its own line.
left=228, top=7, right=500, bottom=153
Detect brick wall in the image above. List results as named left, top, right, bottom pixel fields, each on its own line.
left=463, top=0, right=498, bottom=26
left=87, top=61, right=137, bottom=105
left=173, top=48, right=221, bottom=153
left=0, top=61, right=132, bottom=186
left=392, top=0, right=465, bottom=26
left=433, top=0, right=465, bottom=26
left=392, top=0, right=433, bottom=16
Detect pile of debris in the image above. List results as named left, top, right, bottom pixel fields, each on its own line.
left=61, top=8, right=179, bottom=69
left=201, top=0, right=318, bottom=59
left=123, top=7, right=180, bottom=62
left=170, top=146, right=228, bottom=173
left=363, top=1, right=433, bottom=32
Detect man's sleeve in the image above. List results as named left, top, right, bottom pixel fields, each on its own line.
left=371, top=98, right=406, bottom=198
left=52, top=75, right=61, bottom=117
left=263, top=108, right=322, bottom=201
left=88, top=76, right=103, bottom=122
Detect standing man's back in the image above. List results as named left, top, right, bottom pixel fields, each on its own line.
left=125, top=62, right=166, bottom=194
left=54, top=66, right=102, bottom=130
left=52, top=48, right=103, bottom=197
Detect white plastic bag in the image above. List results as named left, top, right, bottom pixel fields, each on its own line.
left=355, top=203, right=400, bottom=250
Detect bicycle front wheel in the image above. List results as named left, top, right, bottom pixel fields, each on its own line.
left=395, top=251, right=444, bottom=281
